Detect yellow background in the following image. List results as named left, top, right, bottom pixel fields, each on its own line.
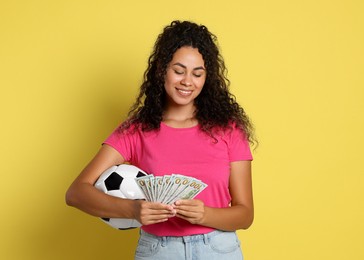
left=1, top=0, right=363, bottom=259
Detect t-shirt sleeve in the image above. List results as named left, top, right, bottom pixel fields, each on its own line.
left=228, top=124, right=253, bottom=162
left=103, top=127, right=135, bottom=162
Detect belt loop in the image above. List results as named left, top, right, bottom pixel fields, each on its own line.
left=161, top=236, right=167, bottom=247
left=203, top=233, right=209, bottom=245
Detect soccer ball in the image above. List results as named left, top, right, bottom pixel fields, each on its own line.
left=94, top=164, right=147, bottom=230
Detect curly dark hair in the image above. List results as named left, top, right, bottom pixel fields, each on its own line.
left=122, top=20, right=256, bottom=146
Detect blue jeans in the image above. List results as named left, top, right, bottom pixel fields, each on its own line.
left=134, top=229, right=243, bottom=260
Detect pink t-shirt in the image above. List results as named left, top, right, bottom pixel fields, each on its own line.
left=104, top=122, right=253, bottom=236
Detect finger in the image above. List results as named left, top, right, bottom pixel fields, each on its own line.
left=142, top=202, right=174, bottom=212
left=149, top=202, right=175, bottom=211
left=141, top=209, right=175, bottom=218
left=175, top=213, right=199, bottom=224
left=175, top=208, right=199, bottom=217
left=140, top=212, right=174, bottom=225
left=173, top=204, right=201, bottom=212
left=174, top=200, right=193, bottom=206
left=140, top=206, right=176, bottom=219
left=175, top=214, right=188, bottom=221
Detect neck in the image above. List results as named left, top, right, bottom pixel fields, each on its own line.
left=162, top=105, right=198, bottom=128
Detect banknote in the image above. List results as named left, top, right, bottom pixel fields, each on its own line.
left=135, top=175, right=152, bottom=201
left=135, top=174, right=207, bottom=204
left=163, top=175, right=192, bottom=204
left=177, top=180, right=208, bottom=200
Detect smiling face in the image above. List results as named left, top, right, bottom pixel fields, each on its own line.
left=164, top=46, right=206, bottom=111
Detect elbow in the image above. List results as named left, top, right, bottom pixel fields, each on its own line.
left=65, top=193, right=73, bottom=207
left=241, top=212, right=254, bottom=230
left=241, top=218, right=254, bottom=230
left=237, top=205, right=254, bottom=230
left=65, top=186, right=78, bottom=207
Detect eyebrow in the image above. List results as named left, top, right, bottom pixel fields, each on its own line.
left=172, top=62, right=206, bottom=71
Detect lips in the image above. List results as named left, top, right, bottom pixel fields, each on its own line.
left=176, top=88, right=192, bottom=96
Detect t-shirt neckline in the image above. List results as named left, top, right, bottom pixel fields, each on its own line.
left=161, top=121, right=199, bottom=130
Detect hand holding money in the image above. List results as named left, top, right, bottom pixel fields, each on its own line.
left=135, top=174, right=207, bottom=205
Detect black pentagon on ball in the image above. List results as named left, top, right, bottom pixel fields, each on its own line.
left=136, top=171, right=146, bottom=178
left=104, top=172, right=123, bottom=191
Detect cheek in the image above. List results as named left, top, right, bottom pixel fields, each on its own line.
left=165, top=72, right=180, bottom=86
left=196, top=78, right=206, bottom=89
left=164, top=74, right=174, bottom=88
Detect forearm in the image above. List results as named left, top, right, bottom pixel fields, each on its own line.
left=65, top=182, right=136, bottom=219
left=202, top=205, right=254, bottom=231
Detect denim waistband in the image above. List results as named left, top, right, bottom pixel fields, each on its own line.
left=140, top=229, right=229, bottom=245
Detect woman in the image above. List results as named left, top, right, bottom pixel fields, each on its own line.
left=66, top=20, right=256, bottom=260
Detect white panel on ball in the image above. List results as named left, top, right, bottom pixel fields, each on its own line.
left=94, top=164, right=147, bottom=230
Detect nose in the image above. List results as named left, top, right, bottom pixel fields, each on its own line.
left=181, top=75, right=192, bottom=87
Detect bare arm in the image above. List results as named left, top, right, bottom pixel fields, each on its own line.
left=65, top=144, right=175, bottom=225
left=173, top=160, right=254, bottom=231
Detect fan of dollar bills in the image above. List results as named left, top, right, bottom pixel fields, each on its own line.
left=135, top=174, right=207, bottom=205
